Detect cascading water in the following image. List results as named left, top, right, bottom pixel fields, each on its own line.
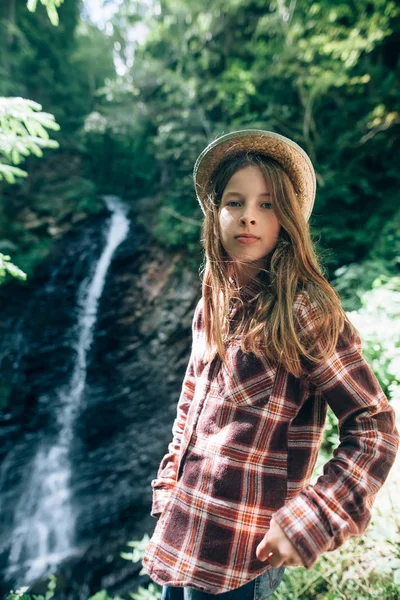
left=5, top=195, right=130, bottom=586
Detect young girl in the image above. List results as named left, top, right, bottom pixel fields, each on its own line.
left=142, top=129, right=400, bottom=599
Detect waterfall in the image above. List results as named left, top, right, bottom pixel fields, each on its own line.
left=5, top=196, right=130, bottom=586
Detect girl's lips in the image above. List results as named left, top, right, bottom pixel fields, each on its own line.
left=236, top=236, right=260, bottom=244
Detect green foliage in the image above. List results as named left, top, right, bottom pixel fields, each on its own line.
left=5, top=237, right=53, bottom=280
left=80, top=106, right=157, bottom=197
left=100, top=0, right=399, bottom=274
left=0, top=97, right=60, bottom=184
left=0, top=0, right=68, bottom=284
left=120, top=536, right=161, bottom=599
left=85, top=592, right=125, bottom=600
left=270, top=535, right=400, bottom=599
left=0, top=252, right=27, bottom=284
left=127, top=583, right=161, bottom=600
left=4, top=572, right=160, bottom=600
left=120, top=533, right=151, bottom=565
left=347, top=274, right=400, bottom=399
left=6, top=573, right=56, bottom=600
left=152, top=188, right=202, bottom=254
left=26, top=0, right=65, bottom=27
left=2, top=0, right=400, bottom=281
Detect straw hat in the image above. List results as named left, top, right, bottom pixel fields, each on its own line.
left=193, top=129, right=316, bottom=222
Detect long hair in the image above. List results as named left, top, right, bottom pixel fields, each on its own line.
left=199, top=150, right=357, bottom=378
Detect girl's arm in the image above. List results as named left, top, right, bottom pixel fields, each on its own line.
left=150, top=299, right=200, bottom=519
left=271, top=291, right=400, bottom=569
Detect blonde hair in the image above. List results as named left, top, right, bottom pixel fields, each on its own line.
left=199, top=151, right=357, bottom=378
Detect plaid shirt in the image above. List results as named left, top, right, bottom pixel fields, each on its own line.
left=142, top=290, right=400, bottom=594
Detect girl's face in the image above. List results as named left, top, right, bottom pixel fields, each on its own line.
left=218, top=165, right=281, bottom=283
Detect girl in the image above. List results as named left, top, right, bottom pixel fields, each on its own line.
left=142, top=129, right=400, bottom=600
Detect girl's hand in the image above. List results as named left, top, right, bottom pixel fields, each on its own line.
left=255, top=517, right=305, bottom=568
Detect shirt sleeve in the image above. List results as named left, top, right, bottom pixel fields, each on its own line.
left=271, top=291, right=400, bottom=569
left=150, top=299, right=200, bottom=519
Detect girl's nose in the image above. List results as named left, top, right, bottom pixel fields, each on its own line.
left=240, top=214, right=256, bottom=225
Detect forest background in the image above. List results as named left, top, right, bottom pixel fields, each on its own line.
left=1, top=0, right=400, bottom=599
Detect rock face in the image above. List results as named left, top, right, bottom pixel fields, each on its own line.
left=0, top=198, right=201, bottom=599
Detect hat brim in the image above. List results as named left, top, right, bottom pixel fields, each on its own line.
left=193, top=129, right=316, bottom=222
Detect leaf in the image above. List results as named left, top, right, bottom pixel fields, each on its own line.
left=46, top=4, right=59, bottom=27
left=26, top=0, right=38, bottom=12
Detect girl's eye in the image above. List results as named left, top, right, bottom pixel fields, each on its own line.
left=226, top=201, right=273, bottom=209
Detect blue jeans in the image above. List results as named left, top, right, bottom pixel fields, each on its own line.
left=160, top=566, right=285, bottom=600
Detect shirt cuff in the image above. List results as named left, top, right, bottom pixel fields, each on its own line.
left=272, top=490, right=334, bottom=570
